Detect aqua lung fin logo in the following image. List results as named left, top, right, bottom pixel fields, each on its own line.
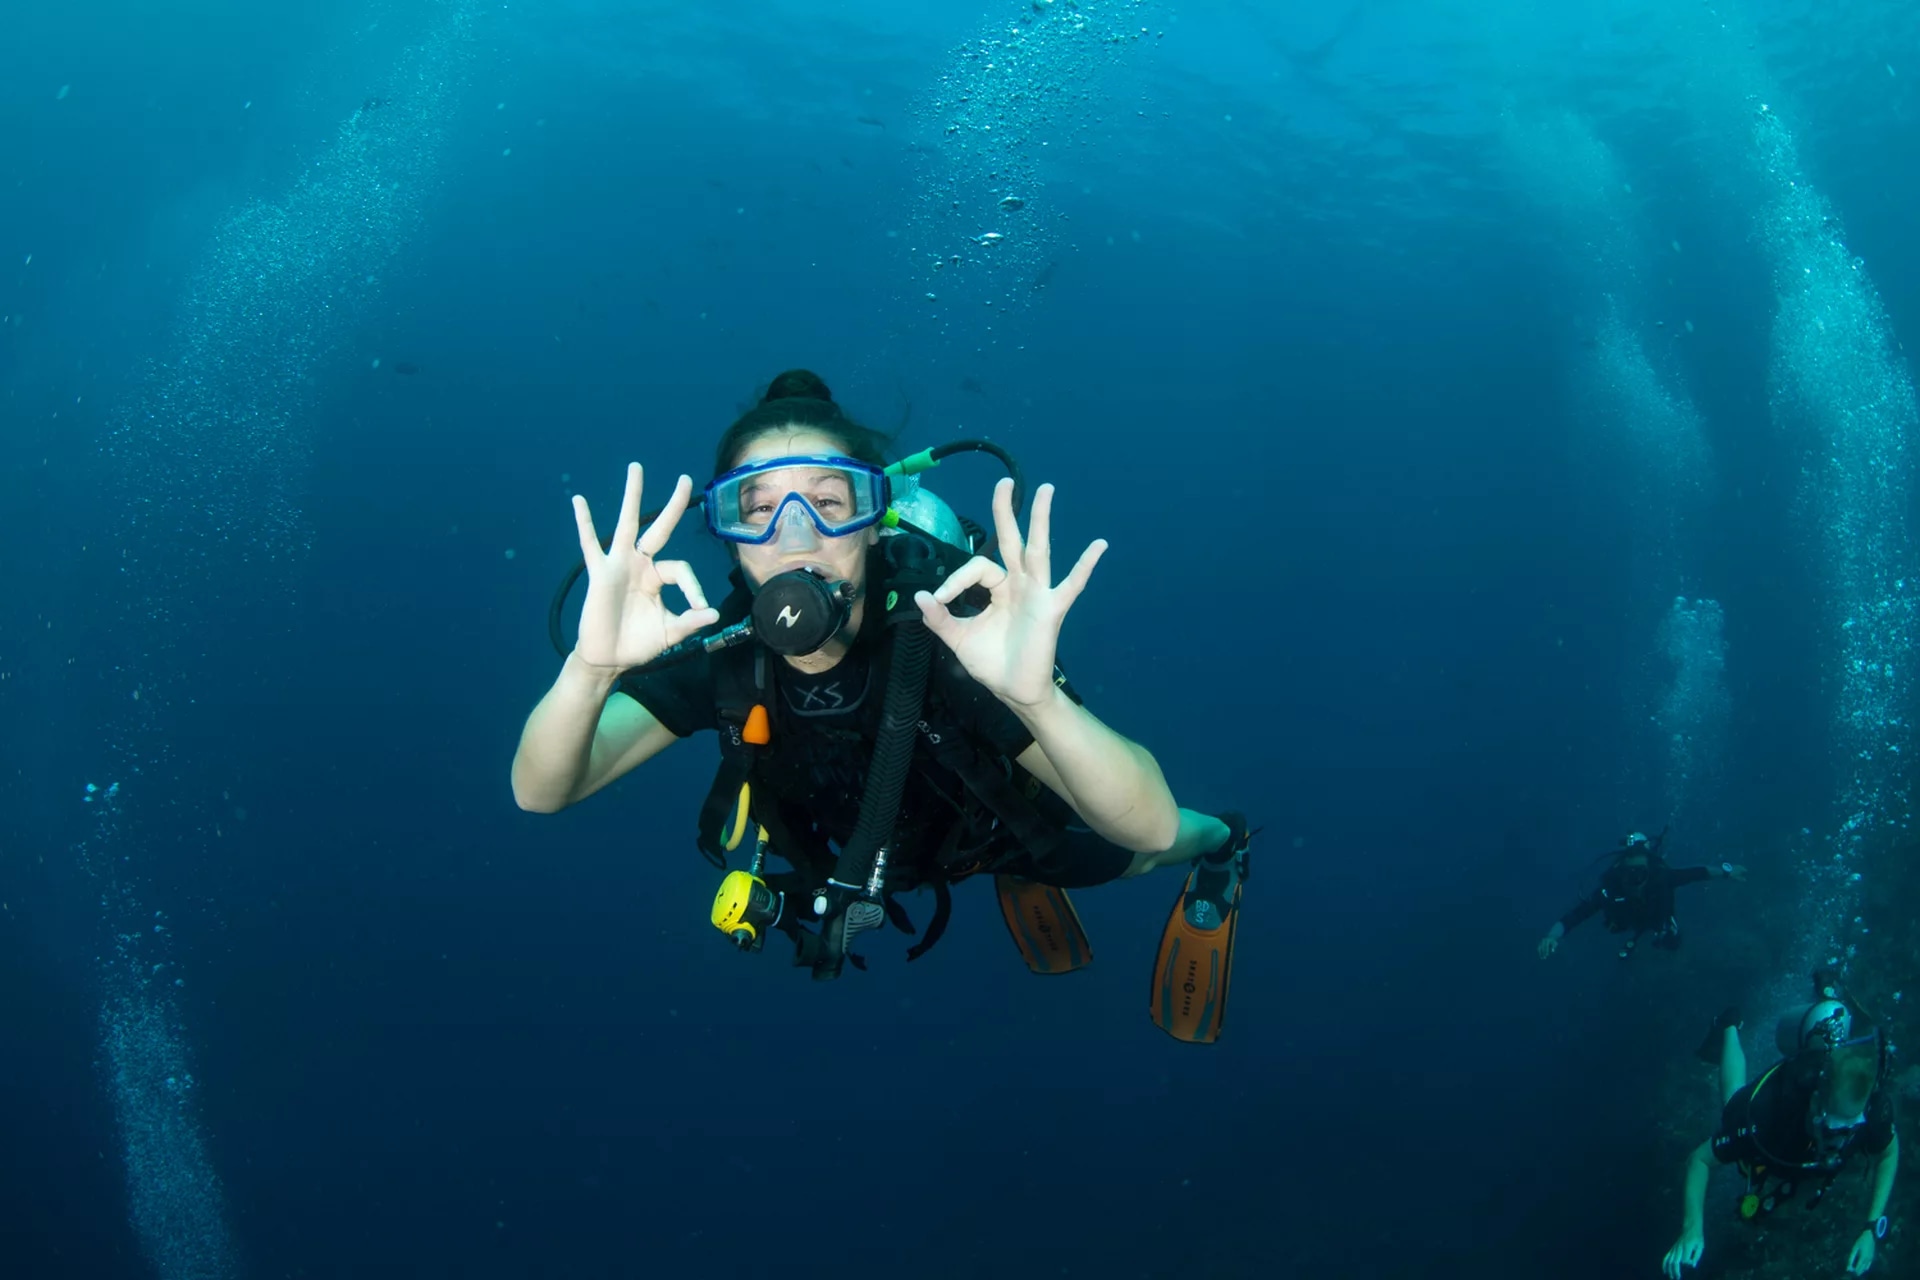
left=1028, top=904, right=1058, bottom=955
left=776, top=605, right=802, bottom=628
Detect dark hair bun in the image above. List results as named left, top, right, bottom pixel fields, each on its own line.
left=763, top=369, right=834, bottom=405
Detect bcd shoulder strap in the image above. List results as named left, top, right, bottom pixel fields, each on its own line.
left=695, top=579, right=770, bottom=868
left=695, top=638, right=764, bottom=868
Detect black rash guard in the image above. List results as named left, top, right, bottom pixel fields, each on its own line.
left=1711, top=1060, right=1895, bottom=1174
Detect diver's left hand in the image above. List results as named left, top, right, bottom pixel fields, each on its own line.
left=1847, top=1228, right=1877, bottom=1275
left=1724, top=864, right=1749, bottom=881
left=915, top=477, right=1106, bottom=711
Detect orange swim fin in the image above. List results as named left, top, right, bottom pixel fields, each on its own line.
left=995, top=874, right=1094, bottom=974
left=1149, top=816, right=1250, bottom=1045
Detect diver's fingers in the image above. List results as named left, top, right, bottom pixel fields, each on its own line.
left=611, top=462, right=645, bottom=549
left=1051, top=538, right=1106, bottom=612
left=1024, top=483, right=1055, bottom=584
left=637, top=474, right=694, bottom=558
left=572, top=494, right=605, bottom=566
left=912, top=590, right=961, bottom=645
left=933, top=554, right=1007, bottom=604
left=989, top=477, right=1024, bottom=568
left=662, top=604, right=722, bottom=646
left=653, top=559, right=711, bottom=611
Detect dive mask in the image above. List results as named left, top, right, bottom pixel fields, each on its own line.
left=705, top=454, right=891, bottom=545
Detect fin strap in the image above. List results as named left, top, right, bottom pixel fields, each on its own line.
left=905, top=880, right=954, bottom=962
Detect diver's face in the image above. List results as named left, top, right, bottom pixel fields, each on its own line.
left=730, top=429, right=876, bottom=590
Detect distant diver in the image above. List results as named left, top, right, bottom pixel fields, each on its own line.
left=1537, top=829, right=1746, bottom=960
left=391, top=361, right=419, bottom=376
left=511, top=368, right=1254, bottom=1043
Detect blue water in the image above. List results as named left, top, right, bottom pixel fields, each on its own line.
left=4, top=1, right=1918, bottom=1277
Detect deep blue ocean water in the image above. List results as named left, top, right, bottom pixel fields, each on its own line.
left=4, top=2, right=1919, bottom=1277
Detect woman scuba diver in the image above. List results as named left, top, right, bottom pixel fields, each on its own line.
left=510, top=370, right=1252, bottom=1043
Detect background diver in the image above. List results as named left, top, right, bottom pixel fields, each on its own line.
left=1664, top=973, right=1900, bottom=1277
left=1536, top=829, right=1746, bottom=960
left=510, top=370, right=1252, bottom=1043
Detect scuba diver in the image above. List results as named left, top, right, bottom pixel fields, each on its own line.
left=509, top=370, right=1252, bottom=1043
left=1536, top=829, right=1746, bottom=960
left=1664, top=971, right=1900, bottom=1277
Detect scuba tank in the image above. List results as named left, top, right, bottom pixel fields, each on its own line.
left=883, top=473, right=974, bottom=555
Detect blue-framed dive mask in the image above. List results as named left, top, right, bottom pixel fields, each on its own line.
left=703, top=454, right=891, bottom=546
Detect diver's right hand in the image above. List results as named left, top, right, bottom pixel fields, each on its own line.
left=1537, top=935, right=1559, bottom=959
left=1662, top=1226, right=1704, bottom=1278
left=570, top=464, right=719, bottom=672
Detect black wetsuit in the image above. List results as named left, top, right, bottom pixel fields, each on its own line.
left=1712, top=1059, right=1896, bottom=1179
left=617, top=619, right=1135, bottom=889
left=1557, top=860, right=1714, bottom=949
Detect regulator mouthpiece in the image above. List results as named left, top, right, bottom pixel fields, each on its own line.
left=751, top=568, right=854, bottom=656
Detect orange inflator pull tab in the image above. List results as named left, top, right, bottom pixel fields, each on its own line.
left=743, top=704, right=771, bottom=745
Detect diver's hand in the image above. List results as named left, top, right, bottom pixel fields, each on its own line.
left=914, top=478, right=1106, bottom=711
left=570, top=464, right=719, bottom=672
left=1537, top=935, right=1559, bottom=959
left=1724, top=863, right=1749, bottom=881
left=1848, top=1229, right=1877, bottom=1275
left=1662, top=1226, right=1704, bottom=1277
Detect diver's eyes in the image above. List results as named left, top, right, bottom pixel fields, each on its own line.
left=738, top=492, right=847, bottom=524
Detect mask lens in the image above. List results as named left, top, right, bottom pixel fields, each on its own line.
left=706, top=455, right=887, bottom=544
